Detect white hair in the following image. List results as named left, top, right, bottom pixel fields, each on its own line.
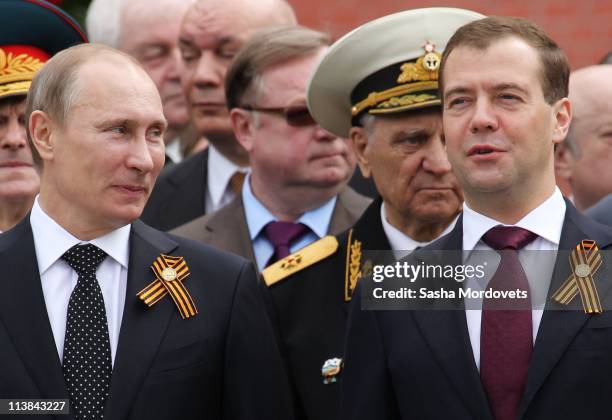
left=85, top=0, right=123, bottom=47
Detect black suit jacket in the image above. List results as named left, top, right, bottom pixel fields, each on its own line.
left=141, top=149, right=209, bottom=231
left=264, top=198, right=391, bottom=420
left=0, top=217, right=294, bottom=420
left=342, top=201, right=612, bottom=420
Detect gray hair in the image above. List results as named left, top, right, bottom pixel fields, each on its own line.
left=85, top=0, right=123, bottom=47
left=225, top=26, right=330, bottom=110
left=359, top=113, right=377, bottom=137
left=25, top=44, right=141, bottom=166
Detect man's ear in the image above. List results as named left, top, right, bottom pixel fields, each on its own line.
left=554, top=140, right=575, bottom=181
left=29, top=110, right=56, bottom=162
left=349, top=126, right=372, bottom=178
left=230, top=108, right=256, bottom=153
left=552, top=97, right=572, bottom=145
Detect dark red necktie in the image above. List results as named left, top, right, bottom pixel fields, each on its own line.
left=480, top=226, right=538, bottom=420
left=263, top=221, right=310, bottom=266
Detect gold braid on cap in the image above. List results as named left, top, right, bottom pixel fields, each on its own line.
left=0, top=48, right=44, bottom=97
left=351, top=41, right=441, bottom=117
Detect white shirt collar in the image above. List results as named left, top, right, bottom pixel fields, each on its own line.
left=380, top=201, right=458, bottom=252
left=165, top=137, right=183, bottom=164
left=207, top=145, right=248, bottom=210
left=30, top=196, right=131, bottom=275
left=462, top=187, right=566, bottom=251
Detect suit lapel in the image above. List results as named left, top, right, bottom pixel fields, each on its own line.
left=410, top=216, right=493, bottom=419
left=0, top=219, right=70, bottom=409
left=519, top=202, right=612, bottom=417
left=204, top=196, right=256, bottom=262
left=104, top=221, right=179, bottom=420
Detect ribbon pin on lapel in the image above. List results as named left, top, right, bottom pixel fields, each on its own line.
left=137, top=254, right=197, bottom=319
left=552, top=240, right=603, bottom=314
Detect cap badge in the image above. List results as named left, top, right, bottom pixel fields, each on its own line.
left=397, top=41, right=441, bottom=84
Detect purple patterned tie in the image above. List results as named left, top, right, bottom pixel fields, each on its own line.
left=480, top=226, right=538, bottom=420
left=263, top=221, right=310, bottom=266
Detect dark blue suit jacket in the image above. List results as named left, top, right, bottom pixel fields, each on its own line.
left=0, top=218, right=295, bottom=420
left=342, top=201, right=612, bottom=420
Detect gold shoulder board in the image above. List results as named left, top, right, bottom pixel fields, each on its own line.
left=262, top=236, right=339, bottom=287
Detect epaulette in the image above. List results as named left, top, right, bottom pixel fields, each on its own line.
left=262, top=236, right=339, bottom=287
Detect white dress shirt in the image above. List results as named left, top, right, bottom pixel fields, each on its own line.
left=206, top=145, right=249, bottom=213
left=165, top=137, right=183, bottom=164
left=380, top=202, right=458, bottom=256
left=30, top=197, right=129, bottom=366
left=462, top=187, right=566, bottom=370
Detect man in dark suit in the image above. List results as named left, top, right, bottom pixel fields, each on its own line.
left=139, top=0, right=298, bottom=231
left=173, top=27, right=370, bottom=271
left=343, top=16, right=612, bottom=420
left=253, top=9, right=483, bottom=420
left=0, top=43, right=293, bottom=420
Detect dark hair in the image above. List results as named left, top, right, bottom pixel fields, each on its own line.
left=439, top=16, right=570, bottom=105
left=225, top=26, right=330, bottom=109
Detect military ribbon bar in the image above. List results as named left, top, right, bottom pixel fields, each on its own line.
left=552, top=240, right=603, bottom=314
left=137, top=254, right=197, bottom=319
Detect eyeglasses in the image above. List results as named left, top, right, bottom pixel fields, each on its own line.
left=241, top=104, right=316, bottom=127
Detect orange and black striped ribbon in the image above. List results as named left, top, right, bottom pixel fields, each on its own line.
left=552, top=240, right=603, bottom=314
left=137, top=254, right=197, bottom=319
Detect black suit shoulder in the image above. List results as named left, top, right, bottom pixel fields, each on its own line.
left=141, top=149, right=209, bottom=231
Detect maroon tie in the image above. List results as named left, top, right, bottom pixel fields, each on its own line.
left=480, top=226, right=538, bottom=420
left=263, top=221, right=310, bottom=266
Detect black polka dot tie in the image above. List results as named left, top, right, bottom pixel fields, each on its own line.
left=61, top=244, right=112, bottom=420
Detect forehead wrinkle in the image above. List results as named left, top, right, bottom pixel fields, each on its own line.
left=184, top=0, right=294, bottom=40
left=72, top=58, right=163, bottom=122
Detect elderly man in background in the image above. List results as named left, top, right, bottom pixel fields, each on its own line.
left=555, top=64, right=612, bottom=212
left=0, top=0, right=87, bottom=233
left=173, top=26, right=369, bottom=270
left=0, top=43, right=294, bottom=419
left=255, top=9, right=479, bottom=419
left=86, top=0, right=201, bottom=164
left=140, top=0, right=297, bottom=231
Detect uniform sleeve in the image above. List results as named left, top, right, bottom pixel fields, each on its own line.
left=341, top=283, right=400, bottom=420
left=222, top=261, right=296, bottom=419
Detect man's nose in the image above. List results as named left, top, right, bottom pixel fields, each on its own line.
left=1, top=118, right=27, bottom=150
left=469, top=99, right=499, bottom=134
left=193, top=51, right=224, bottom=88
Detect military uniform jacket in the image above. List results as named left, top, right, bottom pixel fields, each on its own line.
left=262, top=197, right=390, bottom=420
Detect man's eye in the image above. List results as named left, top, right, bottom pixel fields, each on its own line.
left=448, top=97, right=469, bottom=107
left=148, top=128, right=164, bottom=139
left=109, top=127, right=126, bottom=134
left=499, top=93, right=520, bottom=101
left=181, top=48, right=200, bottom=62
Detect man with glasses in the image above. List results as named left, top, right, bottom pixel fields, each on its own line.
left=173, top=26, right=369, bottom=270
